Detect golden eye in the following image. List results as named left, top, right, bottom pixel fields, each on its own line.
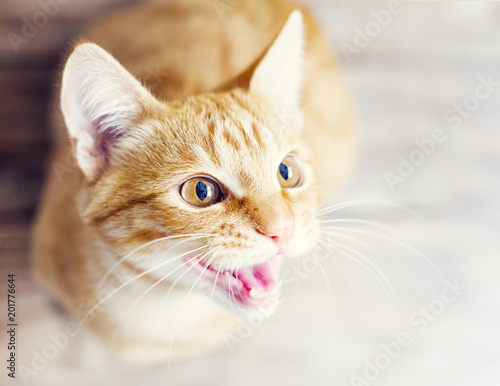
left=277, top=154, right=302, bottom=188
left=180, top=177, right=222, bottom=208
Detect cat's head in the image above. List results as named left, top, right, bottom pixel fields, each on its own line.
left=61, top=11, right=318, bottom=315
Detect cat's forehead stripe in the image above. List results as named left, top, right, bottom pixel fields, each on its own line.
left=222, top=129, right=241, bottom=151
left=250, top=121, right=265, bottom=148
left=238, top=122, right=256, bottom=149
left=220, top=122, right=268, bottom=153
left=203, top=92, right=274, bottom=151
left=206, top=118, right=216, bottom=137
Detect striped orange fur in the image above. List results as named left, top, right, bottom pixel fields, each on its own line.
left=32, top=0, right=355, bottom=362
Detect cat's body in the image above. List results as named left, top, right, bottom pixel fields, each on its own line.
left=32, top=0, right=355, bottom=362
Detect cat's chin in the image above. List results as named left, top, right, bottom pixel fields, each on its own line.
left=184, top=254, right=281, bottom=310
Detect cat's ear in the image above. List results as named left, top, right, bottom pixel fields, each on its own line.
left=250, top=10, right=305, bottom=118
left=60, top=42, right=157, bottom=181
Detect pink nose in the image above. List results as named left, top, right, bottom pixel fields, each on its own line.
left=257, top=221, right=294, bottom=247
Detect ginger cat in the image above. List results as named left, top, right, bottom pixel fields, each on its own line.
left=32, top=0, right=355, bottom=362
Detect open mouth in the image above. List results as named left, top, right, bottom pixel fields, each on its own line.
left=184, top=255, right=281, bottom=308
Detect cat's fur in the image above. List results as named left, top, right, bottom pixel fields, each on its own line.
left=32, top=0, right=355, bottom=362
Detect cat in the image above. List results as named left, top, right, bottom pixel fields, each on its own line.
left=32, top=0, right=356, bottom=363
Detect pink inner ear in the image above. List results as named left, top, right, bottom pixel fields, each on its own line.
left=90, top=115, right=125, bottom=177
left=61, top=42, right=156, bottom=180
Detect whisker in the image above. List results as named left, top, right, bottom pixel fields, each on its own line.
left=167, top=248, right=220, bottom=373
left=319, top=218, right=401, bottom=235
left=321, top=226, right=442, bottom=276
left=314, top=242, right=351, bottom=278
left=309, top=251, right=336, bottom=310
left=227, top=279, right=239, bottom=319
left=319, top=229, right=379, bottom=255
left=161, top=245, right=222, bottom=309
left=97, top=233, right=215, bottom=292
left=234, top=267, right=244, bottom=303
left=77, top=244, right=208, bottom=330
left=209, top=264, right=223, bottom=358
left=110, top=249, right=208, bottom=345
left=218, top=255, right=242, bottom=310
left=151, top=248, right=213, bottom=356
left=317, top=199, right=422, bottom=218
left=220, top=255, right=240, bottom=323
left=317, top=263, right=336, bottom=309
left=318, top=238, right=396, bottom=309
left=159, top=256, right=203, bottom=308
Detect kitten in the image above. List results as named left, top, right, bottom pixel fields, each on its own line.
left=32, top=0, right=355, bottom=362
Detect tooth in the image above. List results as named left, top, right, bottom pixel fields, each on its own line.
left=249, top=288, right=271, bottom=300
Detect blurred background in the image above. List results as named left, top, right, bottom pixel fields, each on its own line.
left=1, top=0, right=499, bottom=385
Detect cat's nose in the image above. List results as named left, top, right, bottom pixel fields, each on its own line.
left=257, top=220, right=295, bottom=247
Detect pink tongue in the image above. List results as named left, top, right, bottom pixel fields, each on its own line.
left=235, top=257, right=278, bottom=293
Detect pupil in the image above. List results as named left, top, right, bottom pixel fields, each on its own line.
left=279, top=163, right=289, bottom=180
left=196, top=181, right=208, bottom=201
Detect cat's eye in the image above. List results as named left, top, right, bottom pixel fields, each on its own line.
left=180, top=177, right=222, bottom=208
left=277, top=155, right=302, bottom=188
